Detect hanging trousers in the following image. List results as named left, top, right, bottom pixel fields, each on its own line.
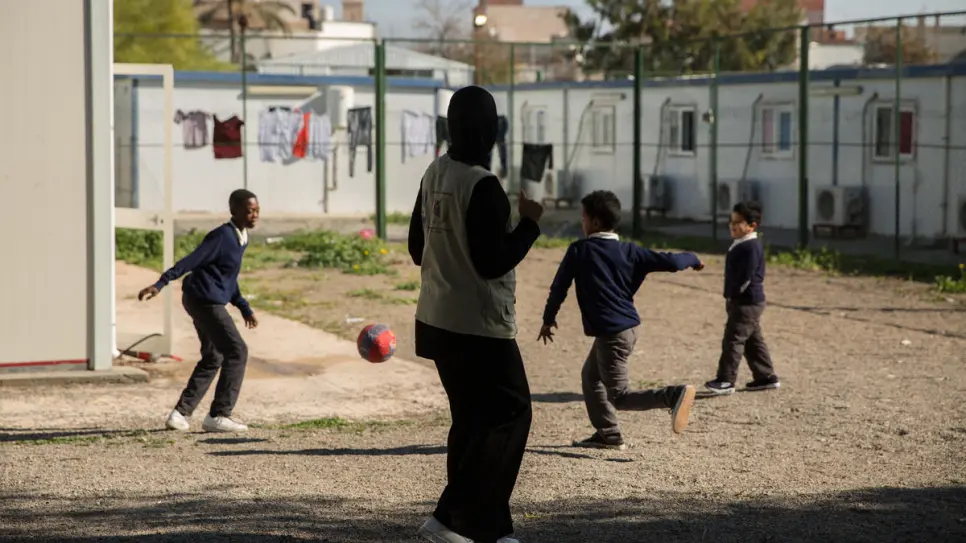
left=347, top=107, right=373, bottom=177
left=431, top=335, right=532, bottom=543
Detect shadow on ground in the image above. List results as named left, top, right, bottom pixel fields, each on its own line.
left=1, top=486, right=963, bottom=542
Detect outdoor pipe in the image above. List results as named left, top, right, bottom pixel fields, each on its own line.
left=653, top=97, right=672, bottom=178
left=740, top=93, right=765, bottom=182
left=860, top=92, right=879, bottom=187
left=941, top=75, right=952, bottom=238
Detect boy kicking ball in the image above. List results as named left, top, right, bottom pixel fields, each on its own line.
left=704, top=201, right=780, bottom=396
left=538, top=190, right=703, bottom=451
left=138, top=189, right=260, bottom=433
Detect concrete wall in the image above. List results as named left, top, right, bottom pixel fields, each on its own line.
left=0, top=0, right=113, bottom=368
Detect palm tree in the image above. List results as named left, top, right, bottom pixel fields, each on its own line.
left=194, top=0, right=298, bottom=65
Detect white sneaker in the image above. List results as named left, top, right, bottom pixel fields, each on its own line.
left=202, top=415, right=248, bottom=433
left=165, top=410, right=190, bottom=431
left=417, top=516, right=473, bottom=543
left=417, top=516, right=519, bottom=543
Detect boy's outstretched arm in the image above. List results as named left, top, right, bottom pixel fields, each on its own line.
left=540, top=245, right=577, bottom=335
left=634, top=246, right=703, bottom=274
left=139, top=231, right=225, bottom=301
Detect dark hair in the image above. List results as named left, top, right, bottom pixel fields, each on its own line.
left=732, top=201, right=762, bottom=226
left=229, top=189, right=257, bottom=210
left=581, top=190, right=622, bottom=231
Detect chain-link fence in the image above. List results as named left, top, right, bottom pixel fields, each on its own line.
left=113, top=11, right=966, bottom=263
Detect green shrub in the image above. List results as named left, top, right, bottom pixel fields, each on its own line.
left=279, top=230, right=389, bottom=275
left=766, top=246, right=841, bottom=274
left=934, top=264, right=966, bottom=294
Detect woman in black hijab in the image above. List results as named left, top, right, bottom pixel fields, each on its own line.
left=409, top=86, right=544, bottom=543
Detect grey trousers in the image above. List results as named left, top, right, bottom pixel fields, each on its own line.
left=582, top=328, right=677, bottom=440
left=174, top=293, right=249, bottom=418
left=715, top=301, right=775, bottom=383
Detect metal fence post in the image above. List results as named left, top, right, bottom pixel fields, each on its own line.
left=893, top=19, right=903, bottom=259
left=508, top=43, right=516, bottom=197
left=632, top=46, right=643, bottom=239
left=240, top=22, right=249, bottom=190
left=797, top=25, right=810, bottom=249
left=374, top=40, right=387, bottom=239
left=710, top=42, right=721, bottom=244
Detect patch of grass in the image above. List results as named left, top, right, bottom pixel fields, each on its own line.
left=369, top=211, right=411, bottom=225
left=279, top=230, right=391, bottom=275
left=934, top=264, right=966, bottom=293
left=394, top=280, right=420, bottom=291
left=347, top=288, right=384, bottom=301
left=7, top=429, right=151, bottom=446
left=277, top=417, right=413, bottom=433
left=533, top=235, right=576, bottom=249
left=766, top=246, right=841, bottom=274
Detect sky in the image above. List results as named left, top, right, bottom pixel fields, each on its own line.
left=351, top=0, right=966, bottom=39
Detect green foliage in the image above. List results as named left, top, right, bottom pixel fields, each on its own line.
left=394, top=280, right=421, bottom=291
left=279, top=231, right=390, bottom=275
left=114, top=0, right=233, bottom=71
left=562, top=0, right=802, bottom=76
left=863, top=25, right=939, bottom=65
left=934, top=264, right=966, bottom=294
left=766, top=246, right=841, bottom=274
left=115, top=228, right=390, bottom=275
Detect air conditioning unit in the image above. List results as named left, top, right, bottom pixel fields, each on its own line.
left=717, top=180, right=760, bottom=214
left=641, top=174, right=672, bottom=211
left=813, top=185, right=869, bottom=227
left=956, top=196, right=966, bottom=236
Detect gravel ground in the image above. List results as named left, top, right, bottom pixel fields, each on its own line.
left=2, top=245, right=965, bottom=542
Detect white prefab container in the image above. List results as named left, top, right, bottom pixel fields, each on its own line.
left=437, top=88, right=454, bottom=116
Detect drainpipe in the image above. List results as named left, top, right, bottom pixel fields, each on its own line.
left=653, top=97, right=672, bottom=177
left=941, top=75, right=952, bottom=238
left=860, top=92, right=879, bottom=187
left=740, top=93, right=765, bottom=182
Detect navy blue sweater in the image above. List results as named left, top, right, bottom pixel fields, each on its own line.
left=724, top=236, right=766, bottom=304
left=542, top=236, right=701, bottom=337
left=153, top=223, right=253, bottom=317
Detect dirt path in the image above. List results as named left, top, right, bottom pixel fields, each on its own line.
left=2, top=247, right=965, bottom=542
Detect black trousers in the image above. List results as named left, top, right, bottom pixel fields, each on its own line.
left=716, top=301, right=775, bottom=383
left=174, top=293, right=249, bottom=418
left=427, top=331, right=532, bottom=543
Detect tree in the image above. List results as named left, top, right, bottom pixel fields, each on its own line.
left=412, top=0, right=473, bottom=60
left=114, top=0, right=231, bottom=71
left=193, top=0, right=297, bottom=64
left=862, top=25, right=939, bottom=65
left=562, top=0, right=803, bottom=77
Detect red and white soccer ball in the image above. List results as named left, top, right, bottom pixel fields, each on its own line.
left=356, top=323, right=397, bottom=363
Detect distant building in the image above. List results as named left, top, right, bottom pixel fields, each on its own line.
left=472, top=0, right=571, bottom=83
left=855, top=15, right=966, bottom=64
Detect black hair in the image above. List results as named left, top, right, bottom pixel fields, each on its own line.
left=732, top=201, right=762, bottom=226
left=229, top=189, right=257, bottom=210
left=580, top=190, right=622, bottom=231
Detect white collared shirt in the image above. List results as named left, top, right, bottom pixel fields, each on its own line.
left=728, top=231, right=758, bottom=252
left=230, top=222, right=248, bottom=246
left=588, top=232, right=619, bottom=241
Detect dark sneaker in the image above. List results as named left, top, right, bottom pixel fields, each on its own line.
left=704, top=380, right=736, bottom=396
left=572, top=431, right=626, bottom=451
left=668, top=385, right=696, bottom=434
left=746, top=375, right=781, bottom=391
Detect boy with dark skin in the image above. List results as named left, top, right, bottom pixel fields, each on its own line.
left=138, top=189, right=260, bottom=433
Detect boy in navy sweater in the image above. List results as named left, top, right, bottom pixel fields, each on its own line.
left=704, top=201, right=780, bottom=395
left=539, top=190, right=702, bottom=450
left=138, top=189, right=260, bottom=433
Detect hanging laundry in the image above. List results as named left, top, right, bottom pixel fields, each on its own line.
left=520, top=143, right=553, bottom=181
left=401, top=111, right=435, bottom=163
left=292, top=111, right=311, bottom=159
left=347, top=107, right=373, bottom=177
left=212, top=115, right=244, bottom=159
left=258, top=106, right=292, bottom=162
left=174, top=110, right=210, bottom=149
left=494, top=115, right=509, bottom=177
left=307, top=113, right=333, bottom=160
left=435, top=116, right=449, bottom=157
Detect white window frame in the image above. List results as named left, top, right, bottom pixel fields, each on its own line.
left=666, top=105, right=697, bottom=157
left=591, top=104, right=616, bottom=154
left=759, top=103, right=795, bottom=160
left=521, top=105, right=548, bottom=144
left=872, top=103, right=917, bottom=163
